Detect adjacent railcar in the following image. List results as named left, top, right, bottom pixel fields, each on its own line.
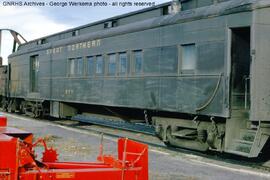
left=2, top=0, right=270, bottom=157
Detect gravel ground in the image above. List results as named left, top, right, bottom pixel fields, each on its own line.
left=3, top=113, right=270, bottom=180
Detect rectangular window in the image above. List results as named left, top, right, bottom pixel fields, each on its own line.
left=104, top=20, right=117, bottom=29
left=96, top=55, right=104, bottom=74
left=104, top=22, right=112, bottom=29
left=119, top=52, right=128, bottom=75
left=108, top=54, right=116, bottom=75
left=163, top=5, right=172, bottom=15
left=69, top=58, right=75, bottom=76
left=72, top=30, right=79, bottom=37
left=77, top=57, right=83, bottom=75
left=134, top=50, right=143, bottom=74
left=30, top=55, right=39, bottom=92
left=181, top=44, right=196, bottom=72
left=37, top=38, right=47, bottom=45
left=87, top=56, right=94, bottom=76
left=112, top=20, right=118, bottom=27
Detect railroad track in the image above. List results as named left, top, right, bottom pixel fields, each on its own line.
left=3, top=112, right=270, bottom=174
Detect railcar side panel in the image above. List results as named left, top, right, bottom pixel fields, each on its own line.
left=5, top=0, right=270, bottom=158
left=251, top=7, right=270, bottom=121
left=8, top=11, right=253, bottom=118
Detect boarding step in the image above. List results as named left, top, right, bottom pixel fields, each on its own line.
left=246, top=121, right=259, bottom=130
left=260, top=123, right=270, bottom=128
left=226, top=150, right=250, bottom=157
left=227, top=121, right=269, bottom=157
left=171, top=129, right=197, bottom=139
left=239, top=129, right=256, bottom=142
left=232, top=139, right=253, bottom=153
left=234, top=139, right=253, bottom=145
left=227, top=129, right=257, bottom=157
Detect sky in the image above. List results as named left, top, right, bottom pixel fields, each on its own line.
left=0, top=0, right=170, bottom=65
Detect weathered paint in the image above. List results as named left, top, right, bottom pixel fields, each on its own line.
left=7, top=0, right=261, bottom=119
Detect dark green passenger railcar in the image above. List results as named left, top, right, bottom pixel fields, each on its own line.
left=2, top=0, right=270, bottom=157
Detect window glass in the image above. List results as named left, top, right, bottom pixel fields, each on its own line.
left=108, top=54, right=116, bottom=75
left=30, top=55, right=39, bottom=92
left=96, top=55, right=104, bottom=74
left=104, top=22, right=111, bottom=29
left=134, top=50, right=143, bottom=74
left=72, top=30, right=79, bottom=36
left=77, top=57, right=83, bottom=75
left=69, top=58, right=75, bottom=76
left=87, top=56, right=94, bottom=76
left=182, top=44, right=196, bottom=71
left=119, top=53, right=127, bottom=74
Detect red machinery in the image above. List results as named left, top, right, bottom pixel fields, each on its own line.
left=0, top=115, right=148, bottom=180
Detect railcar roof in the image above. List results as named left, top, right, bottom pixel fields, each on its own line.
left=18, top=0, right=268, bottom=49
left=23, top=1, right=171, bottom=44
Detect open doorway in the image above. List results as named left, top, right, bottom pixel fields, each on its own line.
left=230, top=27, right=251, bottom=110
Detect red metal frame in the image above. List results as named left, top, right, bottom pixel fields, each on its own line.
left=0, top=115, right=148, bottom=180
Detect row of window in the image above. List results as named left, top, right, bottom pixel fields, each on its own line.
left=68, top=44, right=196, bottom=77
left=37, top=21, right=114, bottom=45
left=68, top=50, right=143, bottom=76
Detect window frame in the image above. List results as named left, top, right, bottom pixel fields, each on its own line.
left=96, top=55, right=104, bottom=75
left=30, top=55, right=39, bottom=92
left=118, top=52, right=128, bottom=76
left=179, top=43, right=197, bottom=74
left=76, top=57, right=84, bottom=76
left=87, top=56, right=95, bottom=76
left=37, top=38, right=47, bottom=45
left=68, top=57, right=85, bottom=77
left=104, top=20, right=118, bottom=29
left=107, top=53, right=117, bottom=76
left=68, top=58, right=76, bottom=77
left=72, top=30, right=79, bottom=37
left=132, top=50, right=143, bottom=75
